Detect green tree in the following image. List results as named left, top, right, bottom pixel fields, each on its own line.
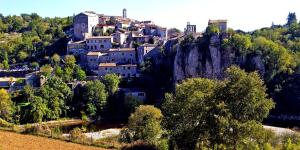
left=287, top=12, right=297, bottom=26
left=206, top=24, right=220, bottom=35
left=54, top=66, right=63, bottom=77
left=29, top=62, right=39, bottom=69
left=163, top=66, right=275, bottom=150
left=103, top=74, right=120, bottom=94
left=252, top=36, right=295, bottom=80
left=51, top=53, right=61, bottom=65
left=122, top=105, right=164, bottom=145
left=17, top=51, right=28, bottom=61
left=73, top=66, right=86, bottom=81
left=230, top=34, right=252, bottom=55
left=0, top=89, right=13, bottom=121
left=29, top=96, right=47, bottom=123
left=39, top=77, right=72, bottom=120
left=2, top=60, right=9, bottom=70
left=84, top=80, right=108, bottom=118
left=40, top=64, right=53, bottom=77
left=65, top=55, right=76, bottom=69
left=62, top=67, right=74, bottom=82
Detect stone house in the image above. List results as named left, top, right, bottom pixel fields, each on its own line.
left=86, top=36, right=113, bottom=51
left=97, top=63, right=139, bottom=78
left=137, top=44, right=157, bottom=64
left=87, top=52, right=109, bottom=70
left=108, top=48, right=136, bottom=64
left=112, top=31, right=127, bottom=45
left=208, top=20, right=227, bottom=32
left=73, top=11, right=99, bottom=41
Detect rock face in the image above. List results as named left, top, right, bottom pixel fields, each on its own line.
left=173, top=34, right=265, bottom=82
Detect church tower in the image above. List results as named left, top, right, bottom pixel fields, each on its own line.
left=123, top=8, right=127, bottom=18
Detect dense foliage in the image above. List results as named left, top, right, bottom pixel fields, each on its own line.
left=162, top=66, right=274, bottom=149
left=0, top=13, right=72, bottom=69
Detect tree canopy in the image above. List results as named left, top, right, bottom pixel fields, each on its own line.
left=162, top=66, right=274, bottom=149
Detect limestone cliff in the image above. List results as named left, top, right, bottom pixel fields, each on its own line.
left=172, top=34, right=265, bottom=82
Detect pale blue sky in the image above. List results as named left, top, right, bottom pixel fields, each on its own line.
left=0, top=0, right=299, bottom=31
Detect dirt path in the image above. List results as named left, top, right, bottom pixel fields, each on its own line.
left=0, top=130, right=106, bottom=150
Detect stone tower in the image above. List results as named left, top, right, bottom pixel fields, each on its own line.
left=73, top=11, right=98, bottom=41
left=123, top=8, right=127, bottom=18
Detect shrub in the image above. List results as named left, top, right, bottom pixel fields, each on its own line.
left=0, top=118, right=13, bottom=128
left=69, top=127, right=87, bottom=143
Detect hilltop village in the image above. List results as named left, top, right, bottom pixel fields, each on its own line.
left=0, top=9, right=228, bottom=102
left=67, top=9, right=227, bottom=79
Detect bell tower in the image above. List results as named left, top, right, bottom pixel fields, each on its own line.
left=123, top=8, right=127, bottom=18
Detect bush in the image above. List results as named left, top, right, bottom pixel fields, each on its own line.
left=33, top=125, right=51, bottom=136
left=0, top=118, right=13, bottom=128
left=69, top=127, right=87, bottom=143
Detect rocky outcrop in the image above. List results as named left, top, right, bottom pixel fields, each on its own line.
left=173, top=34, right=265, bottom=82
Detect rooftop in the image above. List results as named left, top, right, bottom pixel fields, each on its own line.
left=109, top=48, right=135, bottom=52
left=86, top=36, right=113, bottom=39
left=87, top=51, right=108, bottom=56
left=99, top=63, right=137, bottom=67
left=208, top=19, right=228, bottom=24
left=99, top=63, right=116, bottom=67
left=69, top=40, right=86, bottom=44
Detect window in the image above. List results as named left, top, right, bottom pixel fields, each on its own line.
left=122, top=53, right=124, bottom=56
left=104, top=40, right=107, bottom=42
left=105, top=67, right=108, bottom=70
left=100, top=45, right=104, bottom=48
left=128, top=67, right=131, bottom=70
left=122, top=74, right=125, bottom=77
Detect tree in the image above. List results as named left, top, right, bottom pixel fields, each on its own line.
left=40, top=64, right=53, bottom=77
left=230, top=34, right=252, bottom=55
left=2, top=60, right=9, bottom=70
left=65, top=55, right=76, bottom=69
left=54, top=66, right=63, bottom=77
left=121, top=105, right=164, bottom=144
left=0, top=89, right=13, bottom=121
left=29, top=62, right=39, bottom=69
left=73, top=66, right=86, bottom=81
left=162, top=66, right=275, bottom=150
left=29, top=96, right=47, bottom=123
left=287, top=12, right=297, bottom=26
left=206, top=24, right=220, bottom=35
left=252, top=36, right=295, bottom=80
left=103, top=74, right=120, bottom=94
left=84, top=80, right=108, bottom=118
left=39, top=76, right=72, bottom=120
left=17, top=51, right=28, bottom=61
left=51, top=53, right=60, bottom=65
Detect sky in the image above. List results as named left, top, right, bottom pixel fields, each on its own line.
left=1, top=0, right=300, bottom=32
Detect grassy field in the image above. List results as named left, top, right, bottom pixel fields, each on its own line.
left=0, top=130, right=107, bottom=150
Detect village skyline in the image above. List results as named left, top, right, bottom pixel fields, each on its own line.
left=1, top=0, right=299, bottom=31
